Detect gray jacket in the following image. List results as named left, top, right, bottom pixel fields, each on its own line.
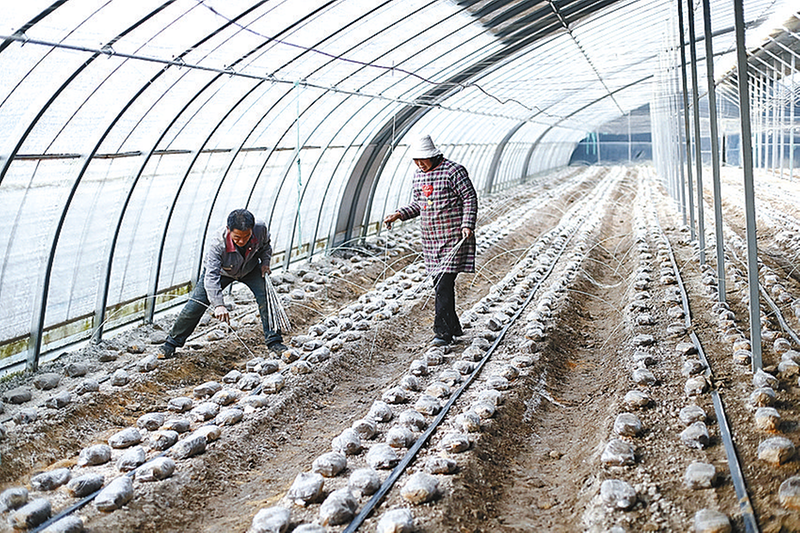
left=204, top=222, right=272, bottom=308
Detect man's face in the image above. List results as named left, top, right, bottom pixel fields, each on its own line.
left=414, top=158, right=436, bottom=172
left=230, top=228, right=252, bottom=247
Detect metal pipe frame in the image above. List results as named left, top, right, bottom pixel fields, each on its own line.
left=485, top=122, right=527, bottom=194
left=773, top=66, right=779, bottom=172
left=678, top=0, right=697, bottom=241
left=789, top=54, right=797, bottom=181
left=686, top=0, right=707, bottom=264
left=8, top=1, right=184, bottom=370
left=733, top=0, right=762, bottom=372
left=780, top=63, right=786, bottom=179
left=332, top=0, right=664, bottom=246
left=671, top=18, right=688, bottom=223
left=701, top=0, right=726, bottom=302
left=2, top=0, right=792, bottom=371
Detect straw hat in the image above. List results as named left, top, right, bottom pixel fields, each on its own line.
left=409, top=135, right=442, bottom=159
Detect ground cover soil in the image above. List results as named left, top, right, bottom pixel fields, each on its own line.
left=3, top=167, right=800, bottom=532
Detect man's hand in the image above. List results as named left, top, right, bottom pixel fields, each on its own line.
left=214, top=305, right=230, bottom=324
left=462, top=227, right=474, bottom=240
left=383, top=212, right=402, bottom=230
left=261, top=263, right=271, bottom=277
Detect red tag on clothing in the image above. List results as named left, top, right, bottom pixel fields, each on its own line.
left=421, top=184, right=433, bottom=197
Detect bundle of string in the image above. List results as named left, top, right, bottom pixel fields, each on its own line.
left=265, top=275, right=292, bottom=333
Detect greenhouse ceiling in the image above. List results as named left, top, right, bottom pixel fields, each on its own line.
left=0, top=0, right=798, bottom=371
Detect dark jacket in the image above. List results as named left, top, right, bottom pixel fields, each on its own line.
left=204, top=222, right=271, bottom=308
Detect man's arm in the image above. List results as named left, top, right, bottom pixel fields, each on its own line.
left=254, top=223, right=272, bottom=276
left=203, top=233, right=227, bottom=310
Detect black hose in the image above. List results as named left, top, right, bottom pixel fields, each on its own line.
left=654, top=185, right=760, bottom=533
left=343, top=201, right=582, bottom=532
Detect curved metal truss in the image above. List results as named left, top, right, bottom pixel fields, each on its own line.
left=0, top=0, right=795, bottom=372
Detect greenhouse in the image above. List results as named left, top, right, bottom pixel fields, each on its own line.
left=1, top=1, right=800, bottom=531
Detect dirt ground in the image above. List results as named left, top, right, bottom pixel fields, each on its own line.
left=3, top=166, right=800, bottom=532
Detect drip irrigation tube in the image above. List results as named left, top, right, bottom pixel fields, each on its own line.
left=31, top=486, right=103, bottom=532
left=29, top=413, right=257, bottom=533
left=28, top=176, right=610, bottom=532
left=727, top=240, right=800, bottom=347
left=343, top=204, right=584, bottom=532
left=654, top=193, right=760, bottom=533
left=30, top=450, right=158, bottom=533
left=760, top=285, right=800, bottom=347
left=24, top=254, right=459, bottom=529
left=28, top=380, right=269, bottom=531
left=712, top=390, right=759, bottom=532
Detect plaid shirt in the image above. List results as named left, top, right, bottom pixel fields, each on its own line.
left=397, top=159, right=478, bottom=274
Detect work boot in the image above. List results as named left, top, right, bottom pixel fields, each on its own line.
left=157, top=344, right=176, bottom=360
left=431, top=337, right=451, bottom=347
left=268, top=341, right=288, bottom=357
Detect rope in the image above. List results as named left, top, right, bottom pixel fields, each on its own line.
left=264, top=275, right=291, bottom=333
left=343, top=209, right=578, bottom=533
left=409, top=236, right=467, bottom=298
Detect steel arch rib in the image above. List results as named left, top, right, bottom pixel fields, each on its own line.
left=98, top=0, right=336, bottom=332
left=244, top=1, right=437, bottom=264
left=95, top=0, right=284, bottom=337
left=485, top=121, right=527, bottom=194
left=332, top=4, right=587, bottom=244
left=186, top=3, right=342, bottom=286
left=320, top=97, right=415, bottom=256
left=198, top=87, right=292, bottom=279
left=12, top=1, right=182, bottom=370
left=0, top=0, right=70, bottom=56
left=282, top=95, right=368, bottom=267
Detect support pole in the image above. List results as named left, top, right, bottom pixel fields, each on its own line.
left=596, top=131, right=601, bottom=164
left=780, top=63, right=786, bottom=179
left=671, top=21, right=686, bottom=219
left=733, top=0, right=762, bottom=372
left=686, top=0, right=707, bottom=263
left=678, top=0, right=697, bottom=240
left=791, top=54, right=796, bottom=181
left=764, top=72, right=769, bottom=171
left=628, top=112, right=632, bottom=163
left=702, top=0, right=726, bottom=303
left=752, top=77, right=759, bottom=168
left=675, top=58, right=687, bottom=220
left=761, top=74, right=767, bottom=168
left=772, top=66, right=778, bottom=173
left=678, top=126, right=688, bottom=224
left=763, top=74, right=769, bottom=169
left=756, top=75, right=762, bottom=168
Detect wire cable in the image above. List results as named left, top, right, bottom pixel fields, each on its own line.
left=0, top=32, right=556, bottom=126
left=194, top=0, right=555, bottom=115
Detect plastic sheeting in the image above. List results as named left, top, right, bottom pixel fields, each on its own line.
left=0, top=0, right=795, bottom=368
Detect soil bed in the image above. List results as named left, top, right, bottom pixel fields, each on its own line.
left=3, top=167, right=800, bottom=532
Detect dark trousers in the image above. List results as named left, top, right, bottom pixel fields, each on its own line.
left=433, top=272, right=463, bottom=340
left=165, top=268, right=282, bottom=349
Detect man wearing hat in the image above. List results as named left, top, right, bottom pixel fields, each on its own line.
left=383, top=135, right=478, bottom=346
